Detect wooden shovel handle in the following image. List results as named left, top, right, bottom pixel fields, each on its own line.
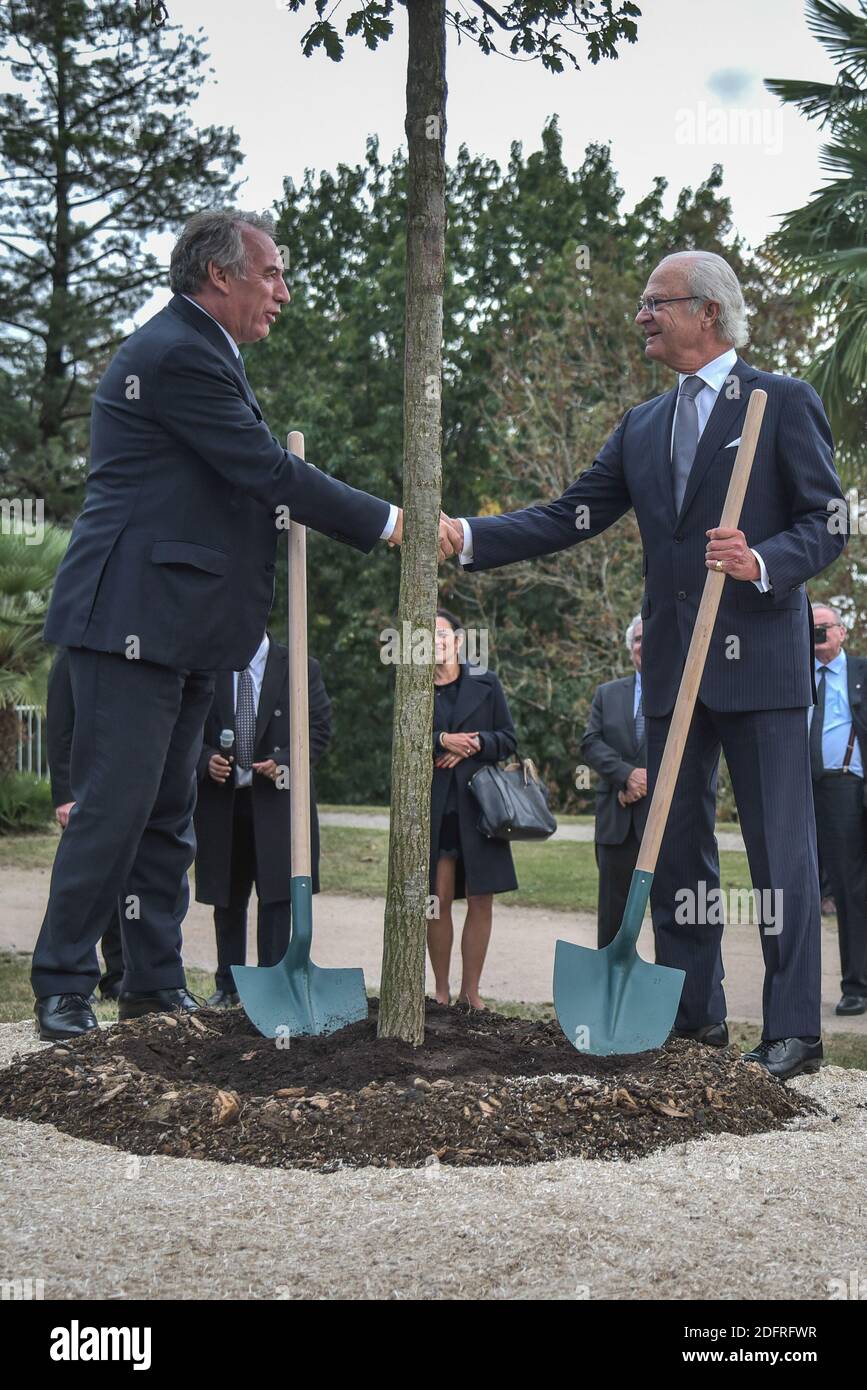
left=635, top=388, right=768, bottom=874
left=287, top=429, right=312, bottom=878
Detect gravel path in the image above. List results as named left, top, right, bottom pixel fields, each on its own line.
left=0, top=1021, right=863, bottom=1301
left=4, top=864, right=863, bottom=1035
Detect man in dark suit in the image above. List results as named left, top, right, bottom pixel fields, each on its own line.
left=447, top=249, right=847, bottom=1078
left=33, top=209, right=460, bottom=1040
left=45, top=648, right=124, bottom=1001
left=582, top=615, right=649, bottom=950
left=809, top=603, right=867, bottom=1016
left=194, top=635, right=331, bottom=1006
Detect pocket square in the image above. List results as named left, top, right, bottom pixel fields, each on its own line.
left=724, top=437, right=741, bottom=449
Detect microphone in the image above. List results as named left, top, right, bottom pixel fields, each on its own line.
left=219, top=729, right=235, bottom=779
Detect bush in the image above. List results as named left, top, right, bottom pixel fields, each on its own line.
left=0, top=775, right=55, bottom=835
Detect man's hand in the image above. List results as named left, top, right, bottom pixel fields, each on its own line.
left=441, top=515, right=463, bottom=557
left=387, top=509, right=464, bottom=563
left=55, top=801, right=74, bottom=829
left=705, top=527, right=760, bottom=581
left=252, top=759, right=281, bottom=782
left=619, top=768, right=647, bottom=806
left=208, top=753, right=233, bottom=784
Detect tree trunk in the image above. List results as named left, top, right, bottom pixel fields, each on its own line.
left=377, top=0, right=447, bottom=1043
left=38, top=9, right=72, bottom=445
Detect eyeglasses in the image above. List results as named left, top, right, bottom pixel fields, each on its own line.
left=637, top=295, right=702, bottom=315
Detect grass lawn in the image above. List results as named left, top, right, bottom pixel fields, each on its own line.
left=317, top=825, right=754, bottom=915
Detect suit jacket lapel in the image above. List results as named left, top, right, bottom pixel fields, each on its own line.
left=216, top=671, right=235, bottom=738
left=619, top=676, right=637, bottom=756
left=649, top=386, right=680, bottom=525
left=449, top=667, right=490, bottom=730
left=676, top=358, right=759, bottom=524
left=255, top=641, right=286, bottom=743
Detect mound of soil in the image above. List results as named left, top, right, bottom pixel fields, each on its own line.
left=0, top=1001, right=816, bottom=1169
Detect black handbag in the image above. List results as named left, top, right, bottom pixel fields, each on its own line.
left=467, top=757, right=557, bottom=841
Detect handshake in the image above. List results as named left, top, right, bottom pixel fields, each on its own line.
left=387, top=509, right=464, bottom=564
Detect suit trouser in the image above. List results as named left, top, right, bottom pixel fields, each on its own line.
left=595, top=826, right=641, bottom=949
left=647, top=701, right=821, bottom=1040
left=32, top=648, right=214, bottom=998
left=213, top=788, right=292, bottom=992
left=99, top=912, right=124, bottom=993
left=812, top=773, right=867, bottom=997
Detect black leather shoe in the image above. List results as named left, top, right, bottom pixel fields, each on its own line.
left=672, top=1021, right=729, bottom=1047
left=98, top=981, right=122, bottom=1002
left=836, top=994, right=867, bottom=1016
left=117, top=988, right=199, bottom=1021
left=35, top=993, right=99, bottom=1042
left=742, top=1036, right=822, bottom=1080
left=206, top=989, right=240, bottom=1009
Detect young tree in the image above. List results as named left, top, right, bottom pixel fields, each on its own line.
left=279, top=1, right=642, bottom=1045
left=0, top=0, right=241, bottom=516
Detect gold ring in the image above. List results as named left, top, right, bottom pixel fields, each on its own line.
left=715, top=560, right=723, bottom=571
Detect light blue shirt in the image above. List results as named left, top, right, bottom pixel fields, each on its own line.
left=181, top=297, right=398, bottom=542
left=809, top=650, right=863, bottom=777
left=633, top=669, right=643, bottom=719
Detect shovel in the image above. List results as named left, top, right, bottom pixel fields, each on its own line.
left=554, top=387, right=768, bottom=1056
left=232, top=431, right=369, bottom=1039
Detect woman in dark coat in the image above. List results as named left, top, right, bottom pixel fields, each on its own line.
left=429, top=607, right=518, bottom=1007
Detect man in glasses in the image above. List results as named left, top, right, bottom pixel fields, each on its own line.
left=445, top=249, right=847, bottom=1078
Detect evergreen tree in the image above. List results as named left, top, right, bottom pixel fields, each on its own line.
left=0, top=0, right=241, bottom=516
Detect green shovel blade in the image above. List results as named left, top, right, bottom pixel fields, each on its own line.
left=554, top=869, right=685, bottom=1056
left=232, top=876, right=368, bottom=1040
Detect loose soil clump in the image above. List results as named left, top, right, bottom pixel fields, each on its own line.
left=0, top=1000, right=816, bottom=1169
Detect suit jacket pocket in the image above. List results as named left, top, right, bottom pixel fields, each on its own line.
left=734, top=581, right=803, bottom=612
left=151, top=540, right=229, bottom=576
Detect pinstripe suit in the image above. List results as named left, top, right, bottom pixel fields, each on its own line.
left=462, top=358, right=847, bottom=1038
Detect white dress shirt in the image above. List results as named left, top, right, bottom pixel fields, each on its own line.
left=181, top=296, right=397, bottom=541
left=458, top=345, right=769, bottom=590
left=232, top=632, right=270, bottom=787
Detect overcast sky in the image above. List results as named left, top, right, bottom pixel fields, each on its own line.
left=141, top=0, right=840, bottom=310
left=3, top=0, right=844, bottom=318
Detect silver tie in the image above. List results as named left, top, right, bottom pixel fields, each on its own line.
left=671, top=375, right=706, bottom=513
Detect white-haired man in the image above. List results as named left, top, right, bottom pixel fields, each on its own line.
left=447, top=249, right=847, bottom=1078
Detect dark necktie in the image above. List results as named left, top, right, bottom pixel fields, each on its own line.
left=634, top=688, right=645, bottom=745
left=809, top=667, right=828, bottom=781
left=235, top=667, right=256, bottom=769
left=672, top=375, right=706, bottom=513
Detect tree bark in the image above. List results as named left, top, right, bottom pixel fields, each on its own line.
left=377, top=0, right=447, bottom=1043
left=38, top=7, right=72, bottom=445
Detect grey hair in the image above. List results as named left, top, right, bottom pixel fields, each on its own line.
left=659, top=251, right=749, bottom=348
left=812, top=601, right=843, bottom=625
left=625, top=614, right=642, bottom=652
left=169, top=210, right=276, bottom=294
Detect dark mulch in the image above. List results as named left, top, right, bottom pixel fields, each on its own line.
left=0, top=1000, right=818, bottom=1170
